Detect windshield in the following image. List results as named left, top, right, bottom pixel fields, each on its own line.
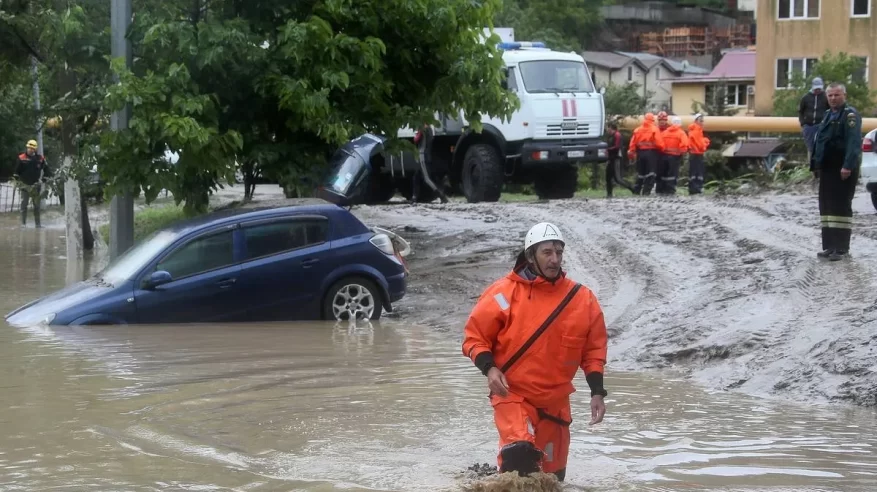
left=518, top=60, right=595, bottom=94
left=99, top=230, right=180, bottom=284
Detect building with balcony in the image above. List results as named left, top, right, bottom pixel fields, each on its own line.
left=754, top=0, right=877, bottom=115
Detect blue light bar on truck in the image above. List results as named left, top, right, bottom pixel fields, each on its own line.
left=498, top=41, right=547, bottom=50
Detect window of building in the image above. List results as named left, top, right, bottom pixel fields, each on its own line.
left=704, top=84, right=749, bottom=107
left=656, top=67, right=661, bottom=80
left=852, top=0, right=870, bottom=17
left=627, top=66, right=633, bottom=81
left=853, top=57, right=869, bottom=83
left=775, top=57, right=818, bottom=88
left=778, top=0, right=820, bottom=19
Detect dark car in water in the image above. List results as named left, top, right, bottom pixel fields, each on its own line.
left=6, top=201, right=409, bottom=326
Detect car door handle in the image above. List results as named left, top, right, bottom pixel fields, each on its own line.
left=301, top=259, right=320, bottom=268
left=217, top=278, right=237, bottom=288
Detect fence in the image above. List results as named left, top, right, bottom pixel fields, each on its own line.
left=0, top=181, right=62, bottom=214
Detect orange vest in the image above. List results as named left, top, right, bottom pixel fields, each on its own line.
left=462, top=270, right=608, bottom=407
left=628, top=122, right=665, bottom=154
left=687, top=124, right=711, bottom=154
left=662, top=126, right=689, bottom=156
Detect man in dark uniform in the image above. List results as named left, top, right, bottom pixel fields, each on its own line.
left=15, top=139, right=53, bottom=228
left=811, top=83, right=863, bottom=261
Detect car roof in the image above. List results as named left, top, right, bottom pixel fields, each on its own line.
left=164, top=199, right=344, bottom=234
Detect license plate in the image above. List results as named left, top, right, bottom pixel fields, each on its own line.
left=567, top=150, right=585, bottom=158
left=561, top=121, right=577, bottom=130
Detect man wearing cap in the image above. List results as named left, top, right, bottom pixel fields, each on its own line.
left=462, top=222, right=609, bottom=482
left=15, top=140, right=53, bottom=228
left=811, top=83, right=862, bottom=261
left=799, top=77, right=830, bottom=158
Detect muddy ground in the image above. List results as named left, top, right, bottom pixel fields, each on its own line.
left=346, top=188, right=877, bottom=409
left=39, top=183, right=877, bottom=408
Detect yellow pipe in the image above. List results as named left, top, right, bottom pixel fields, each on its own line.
left=616, top=115, right=877, bottom=134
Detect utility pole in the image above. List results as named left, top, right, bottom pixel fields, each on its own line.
left=31, top=56, right=46, bottom=211
left=109, top=0, right=134, bottom=260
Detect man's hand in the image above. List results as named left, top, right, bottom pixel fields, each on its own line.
left=486, top=367, right=509, bottom=397
left=841, top=168, right=852, bottom=180
left=589, top=395, right=606, bottom=425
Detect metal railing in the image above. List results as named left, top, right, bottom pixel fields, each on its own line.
left=0, top=182, right=62, bottom=214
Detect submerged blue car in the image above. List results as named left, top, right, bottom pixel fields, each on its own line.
left=6, top=200, right=408, bottom=326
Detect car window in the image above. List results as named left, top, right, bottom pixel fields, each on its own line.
left=156, top=230, right=235, bottom=280
left=243, top=219, right=329, bottom=260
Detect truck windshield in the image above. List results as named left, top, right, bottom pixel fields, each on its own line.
left=518, top=60, right=595, bottom=94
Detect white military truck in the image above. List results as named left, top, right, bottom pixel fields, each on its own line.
left=320, top=40, right=608, bottom=205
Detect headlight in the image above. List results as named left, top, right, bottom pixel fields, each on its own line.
left=43, top=313, right=56, bottom=325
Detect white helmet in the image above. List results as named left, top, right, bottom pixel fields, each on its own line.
left=524, top=222, right=565, bottom=251
left=671, top=116, right=682, bottom=127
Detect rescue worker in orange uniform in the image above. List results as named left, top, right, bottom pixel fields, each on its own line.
left=656, top=116, right=689, bottom=195
left=462, top=222, right=609, bottom=482
left=628, top=112, right=665, bottom=195
left=687, top=113, right=711, bottom=194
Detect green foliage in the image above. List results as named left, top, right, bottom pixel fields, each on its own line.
left=494, top=0, right=608, bottom=51
left=98, top=203, right=187, bottom=246
left=773, top=51, right=877, bottom=117
left=0, top=64, right=34, bottom=180
left=602, top=82, right=652, bottom=119
left=101, top=0, right=518, bottom=205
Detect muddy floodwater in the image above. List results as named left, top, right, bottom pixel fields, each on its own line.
left=3, top=190, right=877, bottom=491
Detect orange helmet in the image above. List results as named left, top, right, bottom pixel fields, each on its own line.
left=644, top=112, right=656, bottom=122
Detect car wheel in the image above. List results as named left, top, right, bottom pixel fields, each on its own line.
left=323, top=277, right=383, bottom=321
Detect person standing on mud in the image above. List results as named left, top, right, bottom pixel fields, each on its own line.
left=411, top=122, right=449, bottom=204
left=811, top=83, right=862, bottom=261
left=15, top=139, right=52, bottom=228
left=604, top=121, right=624, bottom=198
left=799, top=77, right=830, bottom=158
left=628, top=112, right=664, bottom=195
left=656, top=116, right=688, bottom=195
left=687, top=113, right=710, bottom=195
left=461, top=222, right=608, bottom=482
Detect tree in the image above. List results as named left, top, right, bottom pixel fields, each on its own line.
left=773, top=51, right=877, bottom=118
left=101, top=0, right=519, bottom=213
left=691, top=78, right=739, bottom=149
left=0, top=0, right=105, bottom=253
left=494, top=0, right=609, bottom=52
left=602, top=82, right=652, bottom=120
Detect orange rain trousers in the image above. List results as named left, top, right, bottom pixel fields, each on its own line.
left=492, top=392, right=572, bottom=474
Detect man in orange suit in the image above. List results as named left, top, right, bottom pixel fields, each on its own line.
left=462, top=222, right=609, bottom=482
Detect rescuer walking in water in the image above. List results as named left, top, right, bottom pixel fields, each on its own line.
left=462, top=222, right=608, bottom=481
left=656, top=116, right=688, bottom=195
left=628, top=113, right=664, bottom=195
left=15, top=140, right=53, bottom=228
left=687, top=113, right=710, bottom=195
left=811, top=83, right=862, bottom=261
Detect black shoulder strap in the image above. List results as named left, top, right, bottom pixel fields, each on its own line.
left=500, top=283, right=583, bottom=374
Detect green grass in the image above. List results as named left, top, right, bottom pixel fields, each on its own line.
left=99, top=204, right=188, bottom=246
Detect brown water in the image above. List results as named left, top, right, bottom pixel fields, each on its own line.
left=3, top=217, right=877, bottom=491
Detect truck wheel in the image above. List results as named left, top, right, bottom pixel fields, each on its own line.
left=462, top=144, right=503, bottom=203
left=871, top=192, right=877, bottom=212
left=365, top=172, right=396, bottom=204
left=397, top=177, right=439, bottom=203
left=534, top=165, right=579, bottom=200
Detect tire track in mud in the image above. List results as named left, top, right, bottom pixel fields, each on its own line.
left=356, top=194, right=877, bottom=405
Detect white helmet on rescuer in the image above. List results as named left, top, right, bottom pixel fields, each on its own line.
left=524, top=222, right=565, bottom=251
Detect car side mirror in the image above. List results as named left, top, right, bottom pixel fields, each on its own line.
left=143, top=270, right=173, bottom=290
left=599, top=87, right=606, bottom=95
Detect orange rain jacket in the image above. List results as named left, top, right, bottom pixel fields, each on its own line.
left=687, top=123, right=710, bottom=155
left=628, top=114, right=665, bottom=157
left=661, top=125, right=689, bottom=157
left=461, top=269, right=608, bottom=407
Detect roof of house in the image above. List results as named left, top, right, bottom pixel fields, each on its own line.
left=582, top=51, right=711, bottom=75
left=672, top=50, right=756, bottom=83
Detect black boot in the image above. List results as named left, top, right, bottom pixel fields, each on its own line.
left=499, top=441, right=543, bottom=477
